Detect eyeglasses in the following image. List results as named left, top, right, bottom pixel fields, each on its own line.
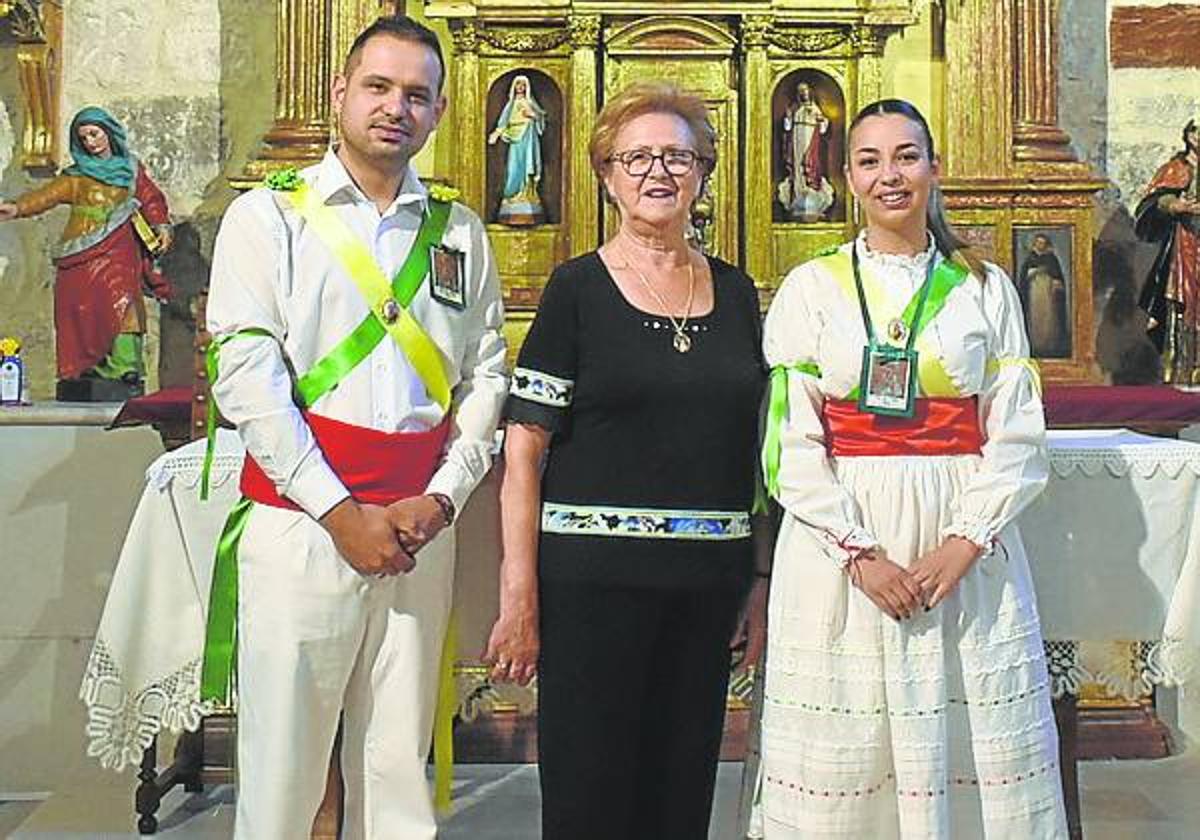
left=608, top=148, right=706, bottom=177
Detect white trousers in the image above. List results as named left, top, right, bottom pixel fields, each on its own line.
left=232, top=503, right=455, bottom=840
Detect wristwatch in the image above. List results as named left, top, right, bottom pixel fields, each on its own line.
left=429, top=492, right=456, bottom=527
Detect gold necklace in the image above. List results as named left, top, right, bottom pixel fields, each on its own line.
left=619, top=244, right=696, bottom=353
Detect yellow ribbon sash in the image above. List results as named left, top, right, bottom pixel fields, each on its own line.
left=284, top=181, right=453, bottom=411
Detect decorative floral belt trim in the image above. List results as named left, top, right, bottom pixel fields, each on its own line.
left=511, top=366, right=574, bottom=408
left=541, top=502, right=751, bottom=540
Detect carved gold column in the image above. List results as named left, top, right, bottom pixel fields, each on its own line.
left=852, top=24, right=888, bottom=111
left=567, top=14, right=600, bottom=256
left=942, top=0, right=1013, bottom=179
left=1, top=0, right=62, bottom=174
left=235, top=0, right=332, bottom=187
left=742, top=15, right=772, bottom=286
left=448, top=20, right=483, bottom=210
left=332, top=0, right=393, bottom=74
left=1012, top=0, right=1074, bottom=164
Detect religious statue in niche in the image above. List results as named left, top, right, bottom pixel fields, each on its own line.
left=776, top=79, right=836, bottom=222
left=488, top=75, right=547, bottom=226
left=1015, top=229, right=1072, bottom=358
left=1136, top=117, right=1200, bottom=384
left=0, top=107, right=173, bottom=401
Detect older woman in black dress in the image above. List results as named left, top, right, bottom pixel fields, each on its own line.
left=484, top=82, right=770, bottom=839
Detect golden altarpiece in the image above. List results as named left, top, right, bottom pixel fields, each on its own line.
left=234, top=0, right=1103, bottom=384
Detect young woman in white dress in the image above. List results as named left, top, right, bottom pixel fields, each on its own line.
left=754, top=99, right=1068, bottom=839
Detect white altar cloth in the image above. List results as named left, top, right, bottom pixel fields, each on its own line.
left=79, top=431, right=242, bottom=771
left=80, top=429, right=1200, bottom=771
left=1024, top=429, right=1200, bottom=698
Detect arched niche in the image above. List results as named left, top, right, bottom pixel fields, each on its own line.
left=771, top=68, right=847, bottom=224
left=484, top=69, right=563, bottom=227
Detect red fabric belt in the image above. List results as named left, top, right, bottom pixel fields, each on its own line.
left=240, top=412, right=450, bottom=510
left=822, top=398, right=983, bottom=458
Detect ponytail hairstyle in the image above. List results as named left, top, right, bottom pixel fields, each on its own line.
left=848, top=98, right=985, bottom=279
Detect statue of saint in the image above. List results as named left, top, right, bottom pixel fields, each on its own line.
left=489, top=75, right=547, bottom=226
left=777, top=81, right=835, bottom=222
left=0, top=107, right=173, bottom=399
left=1136, top=117, right=1200, bottom=384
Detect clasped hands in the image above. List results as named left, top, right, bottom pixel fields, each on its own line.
left=319, top=495, right=449, bottom=578
left=846, top=536, right=983, bottom=621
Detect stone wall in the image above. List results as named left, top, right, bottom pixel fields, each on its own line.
left=0, top=1, right=275, bottom=398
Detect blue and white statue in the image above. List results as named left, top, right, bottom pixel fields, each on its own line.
left=489, top=75, right=547, bottom=226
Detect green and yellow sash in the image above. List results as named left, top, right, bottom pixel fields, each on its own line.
left=817, top=249, right=971, bottom=401
left=761, top=252, right=971, bottom=497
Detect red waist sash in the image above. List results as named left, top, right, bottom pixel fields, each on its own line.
left=240, top=412, right=450, bottom=510
left=822, top=398, right=982, bottom=458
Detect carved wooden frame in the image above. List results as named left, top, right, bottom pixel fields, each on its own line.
left=1, top=0, right=63, bottom=174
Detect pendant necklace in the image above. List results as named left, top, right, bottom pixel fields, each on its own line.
left=886, top=317, right=910, bottom=345
left=619, top=244, right=696, bottom=353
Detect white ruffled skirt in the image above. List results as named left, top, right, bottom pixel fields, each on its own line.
left=754, top=453, right=1068, bottom=839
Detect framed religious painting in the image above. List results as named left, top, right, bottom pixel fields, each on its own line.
left=1013, top=225, right=1074, bottom=360
left=947, top=203, right=1096, bottom=383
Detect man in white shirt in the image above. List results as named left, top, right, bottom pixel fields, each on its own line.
left=206, top=15, right=506, bottom=838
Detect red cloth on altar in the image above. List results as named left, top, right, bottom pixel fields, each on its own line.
left=1042, top=384, right=1200, bottom=428
left=107, top=386, right=192, bottom=429
left=53, top=165, right=171, bottom=379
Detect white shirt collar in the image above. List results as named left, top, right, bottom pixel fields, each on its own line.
left=855, top=229, right=938, bottom=273
left=312, top=149, right=428, bottom=217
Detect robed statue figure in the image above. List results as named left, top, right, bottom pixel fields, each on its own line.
left=489, top=75, right=547, bottom=226
left=777, top=81, right=835, bottom=222
left=0, top=106, right=173, bottom=400
left=1136, top=117, right=1200, bottom=384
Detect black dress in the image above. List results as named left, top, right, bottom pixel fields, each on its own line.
left=504, top=251, right=766, bottom=840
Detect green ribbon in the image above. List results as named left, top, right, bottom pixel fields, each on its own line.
left=761, top=362, right=821, bottom=499
left=199, top=495, right=254, bottom=703
left=201, top=328, right=275, bottom=501
left=846, top=258, right=969, bottom=400
left=198, top=197, right=455, bottom=707
left=294, top=198, right=451, bottom=407
left=751, top=475, right=769, bottom=516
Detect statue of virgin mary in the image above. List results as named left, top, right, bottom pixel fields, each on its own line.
left=488, top=75, right=547, bottom=226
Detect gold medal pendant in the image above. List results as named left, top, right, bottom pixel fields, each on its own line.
left=886, top=317, right=909, bottom=345
left=673, top=331, right=692, bottom=353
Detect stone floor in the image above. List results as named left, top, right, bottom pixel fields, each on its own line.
left=5, top=753, right=1200, bottom=838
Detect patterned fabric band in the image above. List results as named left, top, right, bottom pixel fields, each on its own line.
left=822, top=397, right=983, bottom=458
left=541, top=502, right=751, bottom=540
left=510, top=366, right=574, bottom=408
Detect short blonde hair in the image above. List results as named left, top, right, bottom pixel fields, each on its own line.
left=589, top=82, right=717, bottom=180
